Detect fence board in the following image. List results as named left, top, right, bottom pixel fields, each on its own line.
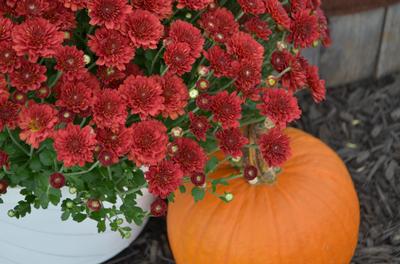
left=319, top=8, right=385, bottom=87
left=376, top=3, right=400, bottom=77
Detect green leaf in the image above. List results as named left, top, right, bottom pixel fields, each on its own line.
left=167, top=192, right=175, bottom=202
left=29, top=156, right=42, bottom=171
left=191, top=187, right=205, bottom=202
left=179, top=185, right=186, bottom=193
left=72, top=213, right=87, bottom=223
left=211, top=178, right=229, bottom=193
left=61, top=211, right=70, bottom=221
left=39, top=149, right=56, bottom=166
left=48, top=188, right=61, bottom=206
left=205, top=156, right=219, bottom=174
left=97, top=220, right=106, bottom=233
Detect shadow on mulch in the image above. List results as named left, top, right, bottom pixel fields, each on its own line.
left=105, top=74, right=400, bottom=264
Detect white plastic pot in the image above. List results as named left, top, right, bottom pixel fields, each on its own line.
left=0, top=187, right=154, bottom=264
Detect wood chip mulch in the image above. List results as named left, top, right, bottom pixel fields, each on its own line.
left=105, top=74, right=400, bottom=264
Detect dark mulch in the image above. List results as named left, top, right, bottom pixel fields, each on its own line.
left=105, top=74, right=400, bottom=264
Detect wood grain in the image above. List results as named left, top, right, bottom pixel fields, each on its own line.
left=376, top=3, right=400, bottom=77
left=318, top=8, right=386, bottom=87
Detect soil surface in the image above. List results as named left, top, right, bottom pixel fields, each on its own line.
left=105, top=74, right=400, bottom=264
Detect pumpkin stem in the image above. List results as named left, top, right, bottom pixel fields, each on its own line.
left=243, top=124, right=279, bottom=185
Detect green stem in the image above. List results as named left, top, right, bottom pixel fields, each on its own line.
left=49, top=71, right=63, bottom=88
left=64, top=161, right=100, bottom=176
left=6, top=127, right=30, bottom=156
left=235, top=11, right=244, bottom=21
left=80, top=118, right=87, bottom=127
left=240, top=116, right=266, bottom=127
left=116, top=183, right=148, bottom=196
left=29, top=146, right=34, bottom=158
left=150, top=45, right=165, bottom=74
left=3, top=166, right=14, bottom=175
left=87, top=63, right=97, bottom=71
left=161, top=66, right=169, bottom=76
left=107, top=167, right=112, bottom=181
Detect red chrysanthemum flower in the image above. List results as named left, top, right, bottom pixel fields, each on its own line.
left=54, top=46, right=87, bottom=81
left=198, top=8, right=239, bottom=43
left=258, top=128, right=291, bottom=167
left=216, top=128, right=249, bottom=158
left=0, top=17, right=13, bottom=42
left=131, top=0, right=173, bottom=19
left=9, top=59, right=47, bottom=92
left=303, top=64, right=326, bottom=103
left=271, top=50, right=306, bottom=91
left=290, top=0, right=307, bottom=13
left=58, top=0, right=86, bottom=11
left=96, top=126, right=132, bottom=157
left=211, top=91, right=242, bottom=129
left=128, top=120, right=169, bottom=166
left=257, top=88, right=301, bottom=128
left=92, top=89, right=128, bottom=131
left=97, top=66, right=126, bottom=89
left=18, top=102, right=58, bottom=148
left=0, top=100, right=19, bottom=131
left=244, top=17, right=272, bottom=41
left=234, top=61, right=262, bottom=96
left=49, top=173, right=66, bottom=189
left=316, top=8, right=331, bottom=47
left=167, top=20, right=204, bottom=58
left=0, top=42, right=20, bottom=74
left=226, top=32, right=264, bottom=66
left=122, top=9, right=163, bottom=49
left=170, top=137, right=207, bottom=175
left=160, top=74, right=189, bottom=120
left=118, top=75, right=164, bottom=119
left=88, top=28, right=135, bottom=71
left=87, top=0, right=131, bottom=29
left=189, top=113, right=211, bottom=141
left=164, top=42, right=196, bottom=76
left=145, top=160, right=183, bottom=199
left=204, top=46, right=238, bottom=78
left=265, top=0, right=291, bottom=29
left=12, top=18, right=64, bottom=63
left=15, top=0, right=50, bottom=17
left=56, top=81, right=95, bottom=114
left=287, top=9, right=319, bottom=48
left=150, top=198, right=167, bottom=217
left=176, top=0, right=213, bottom=10
left=0, top=87, right=9, bottom=104
left=196, top=93, right=212, bottom=110
left=125, top=63, right=144, bottom=76
left=237, top=0, right=265, bottom=15
left=53, top=124, right=97, bottom=167
left=43, top=2, right=77, bottom=31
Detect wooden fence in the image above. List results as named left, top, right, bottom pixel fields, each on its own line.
left=303, top=3, right=400, bottom=87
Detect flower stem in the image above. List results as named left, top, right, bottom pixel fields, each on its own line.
left=107, top=167, right=112, bottom=181
left=6, top=127, right=30, bottom=156
left=64, top=161, right=100, bottom=176
left=150, top=45, right=165, bottom=74
left=49, top=71, right=63, bottom=88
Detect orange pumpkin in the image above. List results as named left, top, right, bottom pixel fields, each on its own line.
left=167, top=127, right=360, bottom=264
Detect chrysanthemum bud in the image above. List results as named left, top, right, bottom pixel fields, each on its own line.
left=59, top=109, right=75, bottom=123
left=292, top=47, right=300, bottom=54
left=190, top=172, right=206, bottom=187
left=83, top=54, right=91, bottom=65
left=171, top=127, right=183, bottom=137
left=66, top=201, right=74, bottom=209
left=49, top=173, right=66, bottom=189
left=98, top=150, right=116, bottom=166
left=185, top=13, right=192, bottom=19
left=231, top=156, right=241, bottom=163
left=196, top=79, right=209, bottom=91
left=277, top=24, right=285, bottom=31
left=7, top=210, right=15, bottom=217
left=312, top=40, right=320, bottom=48
left=0, top=179, right=9, bottom=194
left=266, top=75, right=277, bottom=87
left=87, top=199, right=102, bottom=212
left=264, top=117, right=275, bottom=129
left=64, top=32, right=71, bottom=39
left=197, top=65, right=209, bottom=76
left=224, top=192, right=234, bottom=202
left=276, top=41, right=287, bottom=51
left=12, top=91, right=27, bottom=105
left=244, top=165, right=258, bottom=181
left=36, top=86, right=51, bottom=99
left=189, top=89, right=199, bottom=99
left=150, top=198, right=167, bottom=217
left=69, top=187, right=77, bottom=194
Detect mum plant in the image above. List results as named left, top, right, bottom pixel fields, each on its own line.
left=0, top=0, right=330, bottom=238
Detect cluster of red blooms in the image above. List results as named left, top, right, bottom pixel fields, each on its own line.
left=0, top=0, right=329, bottom=216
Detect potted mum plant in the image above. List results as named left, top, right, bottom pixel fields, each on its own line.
left=0, top=0, right=332, bottom=263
